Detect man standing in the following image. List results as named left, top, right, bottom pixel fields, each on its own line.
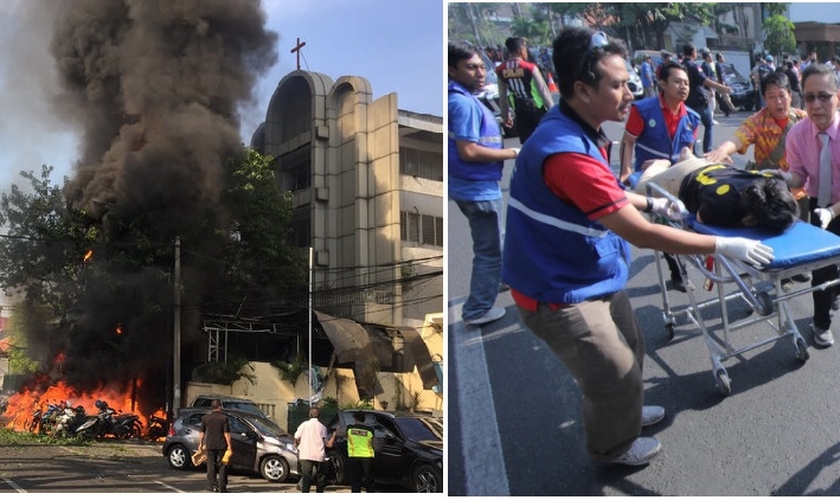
left=619, top=60, right=701, bottom=291
left=294, top=407, right=335, bottom=493
left=714, top=53, right=736, bottom=116
left=345, top=411, right=375, bottom=493
left=781, top=63, right=840, bottom=348
left=640, top=54, right=655, bottom=98
left=449, top=40, right=520, bottom=327
left=198, top=400, right=232, bottom=493
left=502, top=27, right=773, bottom=467
left=681, top=43, right=732, bottom=153
left=496, top=37, right=555, bottom=144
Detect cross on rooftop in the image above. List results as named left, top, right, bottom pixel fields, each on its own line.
left=291, top=37, right=306, bottom=71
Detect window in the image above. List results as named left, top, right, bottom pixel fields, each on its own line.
left=400, top=211, right=442, bottom=247
left=400, top=148, right=442, bottom=181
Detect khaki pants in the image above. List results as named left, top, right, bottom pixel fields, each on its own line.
left=633, top=155, right=709, bottom=197
left=516, top=290, right=644, bottom=461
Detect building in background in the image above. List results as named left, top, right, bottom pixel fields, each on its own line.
left=251, top=69, right=443, bottom=330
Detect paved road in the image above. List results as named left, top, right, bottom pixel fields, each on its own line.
left=0, top=439, right=351, bottom=493
left=447, top=109, right=840, bottom=495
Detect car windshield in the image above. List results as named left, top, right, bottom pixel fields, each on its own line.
left=395, top=417, right=443, bottom=442
left=247, top=415, right=288, bottom=437
left=226, top=402, right=264, bottom=416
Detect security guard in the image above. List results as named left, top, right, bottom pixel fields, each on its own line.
left=346, top=411, right=375, bottom=493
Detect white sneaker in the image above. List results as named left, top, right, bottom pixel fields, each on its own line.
left=641, top=405, right=665, bottom=427
left=464, top=306, right=506, bottom=326
left=609, top=437, right=662, bottom=466
left=813, top=325, right=835, bottom=347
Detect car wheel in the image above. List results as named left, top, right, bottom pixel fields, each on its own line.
left=326, top=450, right=346, bottom=485
left=260, top=455, right=290, bottom=483
left=412, top=464, right=442, bottom=493
left=167, top=444, right=191, bottom=470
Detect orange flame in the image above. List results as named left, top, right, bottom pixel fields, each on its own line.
left=83, top=249, right=93, bottom=262
left=115, top=324, right=123, bottom=336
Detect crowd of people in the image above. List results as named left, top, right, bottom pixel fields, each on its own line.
left=449, top=28, right=840, bottom=469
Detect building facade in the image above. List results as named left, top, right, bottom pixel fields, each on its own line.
left=251, top=70, right=443, bottom=329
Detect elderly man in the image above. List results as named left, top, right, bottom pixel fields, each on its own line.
left=778, top=63, right=840, bottom=348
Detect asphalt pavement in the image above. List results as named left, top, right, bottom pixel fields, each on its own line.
left=447, top=108, right=840, bottom=495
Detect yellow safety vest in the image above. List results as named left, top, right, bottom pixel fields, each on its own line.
left=346, top=424, right=374, bottom=458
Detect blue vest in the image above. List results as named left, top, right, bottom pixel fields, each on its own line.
left=502, top=107, right=631, bottom=304
left=633, top=97, right=700, bottom=171
left=448, top=81, right=504, bottom=181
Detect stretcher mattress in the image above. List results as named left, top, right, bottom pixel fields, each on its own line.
left=688, top=217, right=840, bottom=270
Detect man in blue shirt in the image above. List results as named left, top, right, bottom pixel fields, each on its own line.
left=640, top=54, right=655, bottom=98
left=448, top=40, right=521, bottom=326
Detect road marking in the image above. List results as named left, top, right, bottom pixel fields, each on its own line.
left=2, top=477, right=26, bottom=492
left=451, top=314, right=510, bottom=495
left=155, top=480, right=184, bottom=493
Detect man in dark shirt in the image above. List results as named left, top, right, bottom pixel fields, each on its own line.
left=681, top=43, right=732, bottom=153
left=199, top=400, right=233, bottom=493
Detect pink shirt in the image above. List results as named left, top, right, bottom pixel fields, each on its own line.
left=786, top=112, right=840, bottom=203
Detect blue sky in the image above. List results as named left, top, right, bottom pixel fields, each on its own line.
left=0, top=0, right=443, bottom=187
left=790, top=2, right=840, bottom=23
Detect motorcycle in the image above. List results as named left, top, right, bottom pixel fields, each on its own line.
left=147, top=414, right=168, bottom=440
left=75, top=400, right=141, bottom=439
left=53, top=405, right=89, bottom=437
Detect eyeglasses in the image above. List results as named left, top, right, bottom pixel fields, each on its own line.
left=575, top=31, right=610, bottom=82
left=803, top=93, right=836, bottom=104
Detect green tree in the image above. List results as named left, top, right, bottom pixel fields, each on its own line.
left=763, top=14, right=796, bottom=60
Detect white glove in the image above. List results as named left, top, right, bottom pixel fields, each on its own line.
left=814, top=207, right=836, bottom=229
left=758, top=169, right=793, bottom=184
left=649, top=197, right=685, bottom=221
left=511, top=147, right=521, bottom=158
left=715, top=237, right=774, bottom=268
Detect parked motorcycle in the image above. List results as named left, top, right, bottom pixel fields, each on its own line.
left=74, top=400, right=142, bottom=439
left=147, top=414, right=168, bottom=440
left=53, top=405, right=89, bottom=437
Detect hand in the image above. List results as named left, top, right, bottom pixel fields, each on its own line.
left=715, top=237, right=774, bottom=267
left=758, top=169, right=792, bottom=183
left=650, top=197, right=685, bottom=221
left=814, top=207, right=836, bottom=229
left=510, top=147, right=520, bottom=159
left=704, top=150, right=731, bottom=164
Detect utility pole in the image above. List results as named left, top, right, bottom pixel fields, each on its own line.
left=173, top=236, right=182, bottom=409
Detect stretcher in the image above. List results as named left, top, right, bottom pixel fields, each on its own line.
left=643, top=181, right=840, bottom=396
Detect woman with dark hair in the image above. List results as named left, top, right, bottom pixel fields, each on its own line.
left=636, top=148, right=799, bottom=234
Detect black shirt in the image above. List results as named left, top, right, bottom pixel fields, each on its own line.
left=201, top=411, right=230, bottom=450
left=678, top=166, right=764, bottom=226
left=682, top=57, right=708, bottom=109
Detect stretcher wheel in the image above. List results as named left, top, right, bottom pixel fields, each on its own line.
left=755, top=291, right=774, bottom=316
left=715, top=369, right=731, bottom=396
left=665, top=323, right=675, bottom=341
left=796, top=337, right=810, bottom=362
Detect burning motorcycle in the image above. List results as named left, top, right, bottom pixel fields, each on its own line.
left=147, top=414, right=168, bottom=440
left=75, top=400, right=142, bottom=439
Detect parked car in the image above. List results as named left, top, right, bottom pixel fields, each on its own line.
left=162, top=408, right=299, bottom=483
left=718, top=62, right=756, bottom=111
left=190, top=394, right=267, bottom=419
left=624, top=58, right=645, bottom=100
left=324, top=410, right=443, bottom=493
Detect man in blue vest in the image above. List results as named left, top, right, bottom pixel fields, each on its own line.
left=619, top=60, right=701, bottom=291
left=502, top=27, right=774, bottom=467
left=449, top=40, right=521, bottom=327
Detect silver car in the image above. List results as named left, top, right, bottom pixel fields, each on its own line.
left=162, top=408, right=299, bottom=483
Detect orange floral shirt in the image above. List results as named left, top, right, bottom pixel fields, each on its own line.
left=734, top=107, right=808, bottom=198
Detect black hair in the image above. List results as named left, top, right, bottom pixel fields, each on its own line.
left=448, top=40, right=480, bottom=69
left=505, top=37, right=527, bottom=54
left=801, top=62, right=840, bottom=91
left=715, top=52, right=724, bottom=62
left=657, top=61, right=688, bottom=84
left=552, top=27, right=627, bottom=100
left=682, top=43, right=696, bottom=57
left=760, top=70, right=791, bottom=97
left=741, top=177, right=798, bottom=233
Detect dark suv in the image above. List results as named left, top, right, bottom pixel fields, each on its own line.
left=190, top=394, right=267, bottom=419
left=325, top=410, right=443, bottom=493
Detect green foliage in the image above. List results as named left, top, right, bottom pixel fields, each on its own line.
left=763, top=14, right=797, bottom=59
left=6, top=303, right=48, bottom=374
left=320, top=396, right=338, bottom=410
left=0, top=426, right=91, bottom=446
left=339, top=399, right=375, bottom=410
left=191, top=357, right=256, bottom=386
left=271, top=352, right=308, bottom=383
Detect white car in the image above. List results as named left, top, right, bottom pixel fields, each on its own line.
left=624, top=59, right=644, bottom=100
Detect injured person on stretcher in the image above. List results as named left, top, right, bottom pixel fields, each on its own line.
left=634, top=147, right=799, bottom=234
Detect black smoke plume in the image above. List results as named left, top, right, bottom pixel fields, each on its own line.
left=20, top=0, right=278, bottom=413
